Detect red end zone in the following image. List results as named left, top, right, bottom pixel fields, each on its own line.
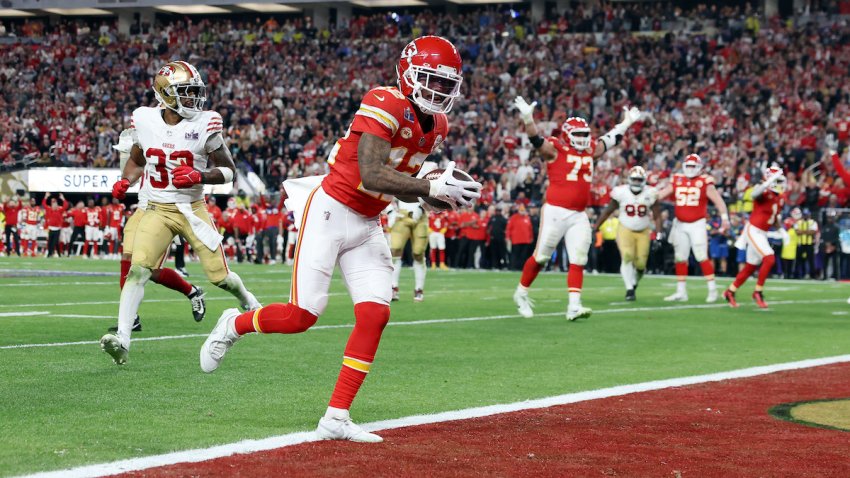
left=116, top=363, right=850, bottom=477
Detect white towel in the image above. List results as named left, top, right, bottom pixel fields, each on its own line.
left=176, top=203, right=223, bottom=252
left=283, top=174, right=327, bottom=226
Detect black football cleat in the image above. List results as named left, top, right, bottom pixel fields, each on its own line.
left=625, top=289, right=636, bottom=301
left=189, top=286, right=207, bottom=322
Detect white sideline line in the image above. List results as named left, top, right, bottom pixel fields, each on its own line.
left=0, top=298, right=843, bottom=350
left=16, top=353, right=850, bottom=478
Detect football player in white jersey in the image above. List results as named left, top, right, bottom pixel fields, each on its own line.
left=593, top=166, right=661, bottom=301
left=101, top=61, right=260, bottom=365
left=107, top=129, right=207, bottom=334
left=390, top=198, right=429, bottom=302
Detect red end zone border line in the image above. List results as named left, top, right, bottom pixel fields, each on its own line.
left=16, top=353, right=850, bottom=478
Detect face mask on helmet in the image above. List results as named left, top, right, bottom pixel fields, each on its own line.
left=163, top=84, right=207, bottom=119
left=770, top=175, right=786, bottom=194
left=629, top=168, right=646, bottom=194
left=401, top=64, right=462, bottom=114
left=561, top=118, right=591, bottom=151
left=682, top=155, right=702, bottom=178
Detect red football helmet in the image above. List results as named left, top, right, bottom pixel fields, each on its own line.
left=682, top=154, right=703, bottom=178
left=764, top=164, right=786, bottom=193
left=561, top=117, right=591, bottom=151
left=397, top=36, right=463, bottom=115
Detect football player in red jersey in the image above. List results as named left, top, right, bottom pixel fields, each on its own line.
left=512, top=96, right=642, bottom=321
left=656, top=154, right=730, bottom=303
left=428, top=210, right=449, bottom=269
left=82, top=198, right=101, bottom=258
left=20, top=198, right=43, bottom=256
left=199, top=36, right=481, bottom=443
left=105, top=198, right=125, bottom=259
left=723, top=165, right=785, bottom=309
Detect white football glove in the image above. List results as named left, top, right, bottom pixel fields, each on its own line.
left=825, top=135, right=839, bottom=153
left=428, top=161, right=482, bottom=210
left=620, top=105, right=642, bottom=128
left=514, top=96, right=537, bottom=124
left=655, top=232, right=665, bottom=242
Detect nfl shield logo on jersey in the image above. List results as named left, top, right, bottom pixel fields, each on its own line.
left=404, top=108, right=415, bottom=122
left=185, top=131, right=199, bottom=140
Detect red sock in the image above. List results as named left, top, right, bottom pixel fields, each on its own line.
left=93, top=243, right=99, bottom=255
left=568, top=264, right=584, bottom=292
left=83, top=242, right=89, bottom=256
left=756, top=255, right=775, bottom=288
left=328, top=302, right=390, bottom=409
left=675, top=262, right=688, bottom=279
left=108, top=242, right=114, bottom=255
left=439, top=250, right=445, bottom=264
left=520, top=256, right=543, bottom=288
left=287, top=244, right=295, bottom=260
left=234, top=303, right=317, bottom=335
left=152, top=268, right=194, bottom=296
left=732, top=263, right=758, bottom=289
left=120, top=259, right=131, bottom=289
left=430, top=249, right=436, bottom=265
left=23, top=240, right=29, bottom=252
left=699, top=260, right=715, bottom=280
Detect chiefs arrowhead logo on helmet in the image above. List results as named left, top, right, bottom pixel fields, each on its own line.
left=396, top=36, right=463, bottom=115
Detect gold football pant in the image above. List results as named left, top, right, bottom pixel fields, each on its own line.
left=130, top=201, right=228, bottom=283
left=616, top=224, right=650, bottom=270
left=390, top=214, right=428, bottom=259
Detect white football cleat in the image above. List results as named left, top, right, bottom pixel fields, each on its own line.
left=664, top=292, right=689, bottom=302
left=567, top=306, right=592, bottom=321
left=100, top=334, right=128, bottom=365
left=706, top=290, right=718, bottom=303
left=513, top=287, right=534, bottom=318
left=200, top=308, right=241, bottom=373
left=316, top=416, right=383, bottom=443
left=240, top=292, right=262, bottom=312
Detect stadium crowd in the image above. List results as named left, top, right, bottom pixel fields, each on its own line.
left=2, top=1, right=850, bottom=279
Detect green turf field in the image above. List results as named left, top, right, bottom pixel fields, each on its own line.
left=1, top=256, right=848, bottom=476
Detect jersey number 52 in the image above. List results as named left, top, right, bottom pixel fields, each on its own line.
left=675, top=187, right=700, bottom=207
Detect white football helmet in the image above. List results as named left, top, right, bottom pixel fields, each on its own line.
left=628, top=166, right=647, bottom=193
left=682, top=154, right=703, bottom=179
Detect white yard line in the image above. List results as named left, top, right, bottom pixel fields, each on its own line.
left=15, top=353, right=850, bottom=478
left=0, top=287, right=611, bottom=309
left=0, top=299, right=843, bottom=351
left=0, top=311, right=49, bottom=317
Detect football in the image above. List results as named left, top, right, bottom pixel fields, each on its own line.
left=421, top=168, right=478, bottom=210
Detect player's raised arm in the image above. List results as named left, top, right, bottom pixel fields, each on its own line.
left=514, top=96, right=557, bottom=161
left=829, top=148, right=850, bottom=186
left=358, top=133, right=480, bottom=209
left=594, top=106, right=642, bottom=159
left=593, top=199, right=619, bottom=230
